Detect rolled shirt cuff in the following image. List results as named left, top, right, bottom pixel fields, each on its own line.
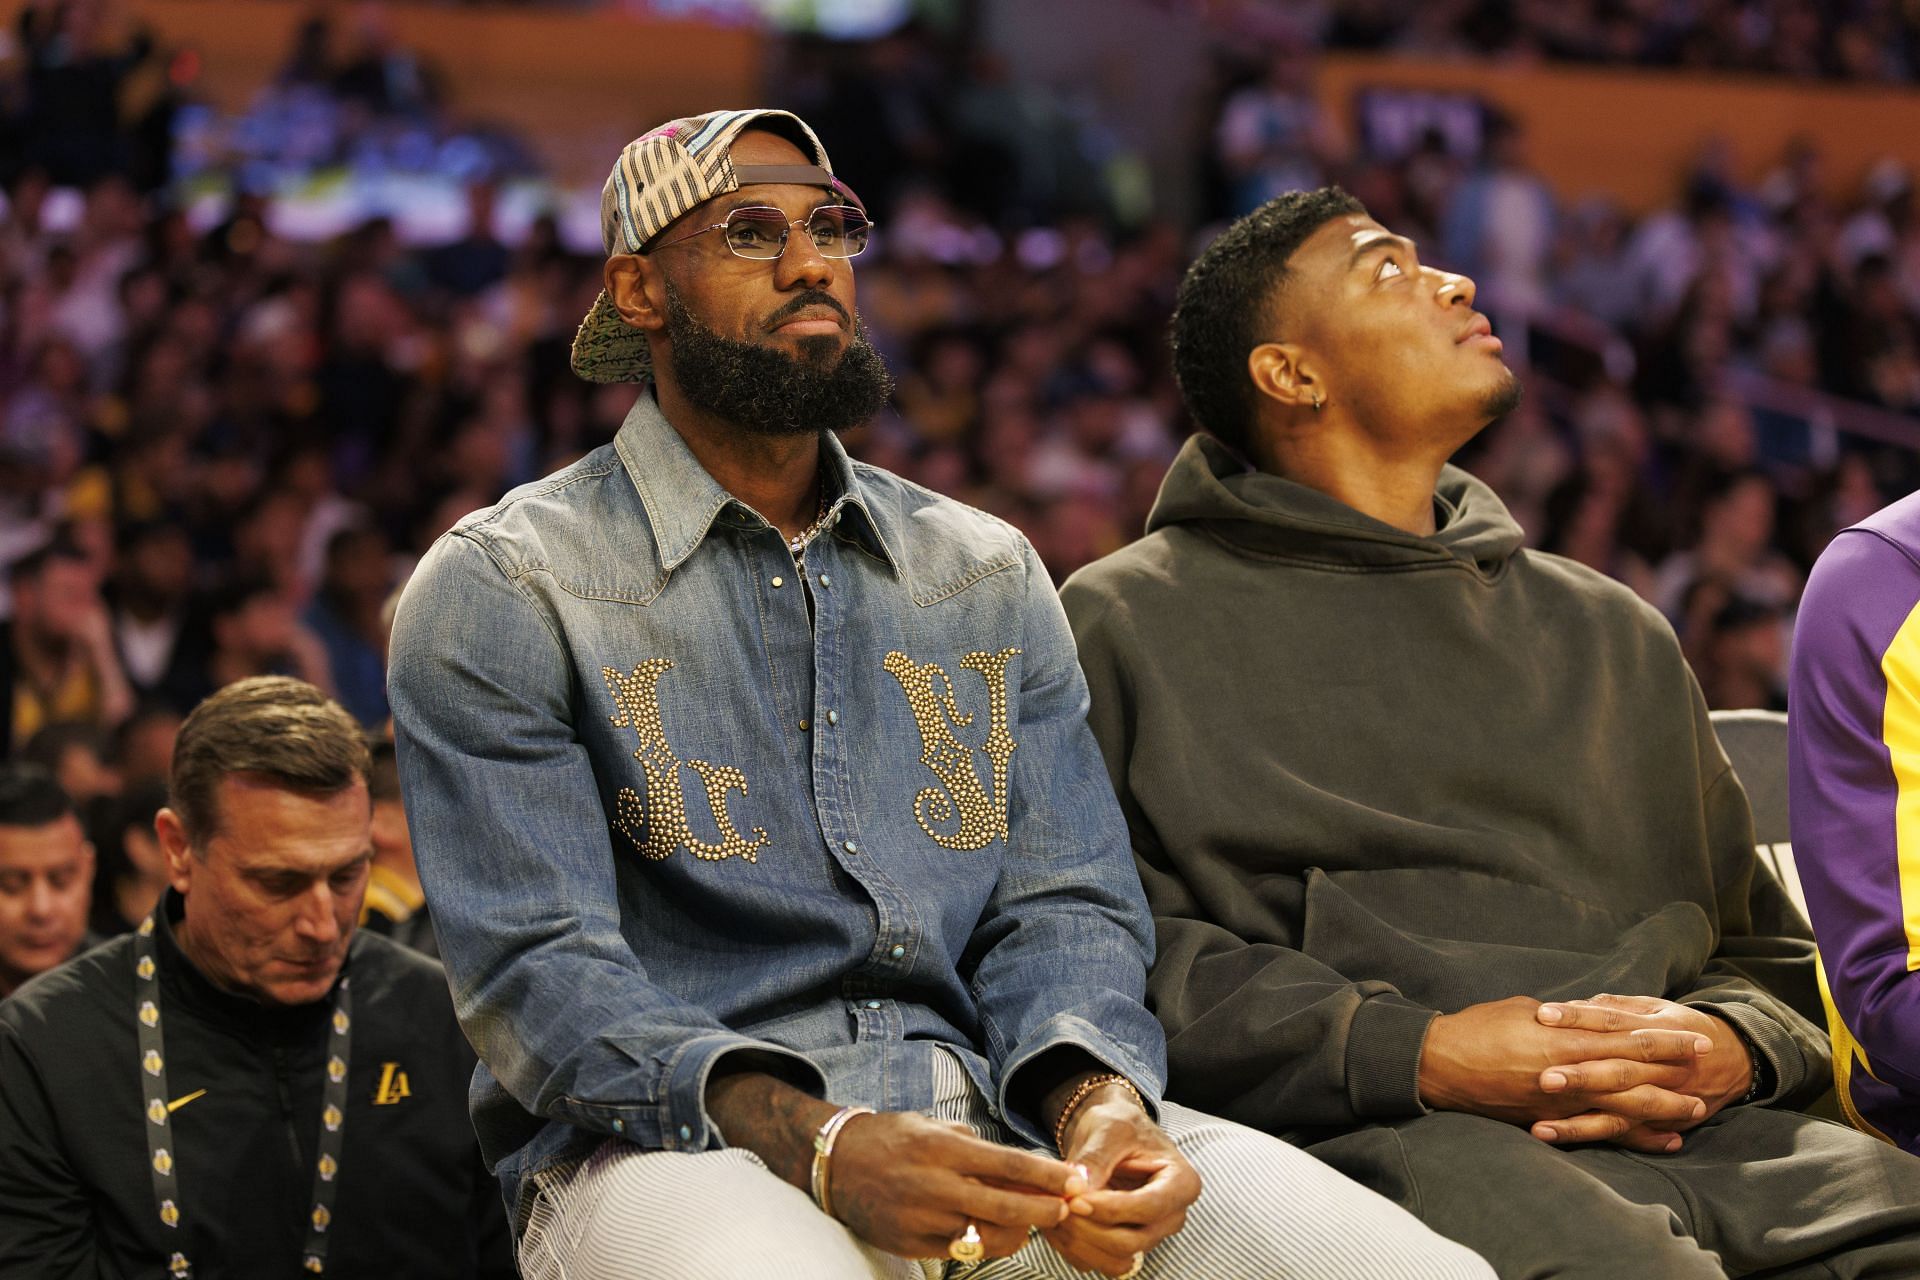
left=997, top=1013, right=1167, bottom=1150
left=549, top=1033, right=826, bottom=1152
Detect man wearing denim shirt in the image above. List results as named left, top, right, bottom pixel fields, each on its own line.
left=388, top=110, right=1491, bottom=1280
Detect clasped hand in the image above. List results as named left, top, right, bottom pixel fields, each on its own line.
left=827, top=1092, right=1197, bottom=1278
left=1418, top=994, right=1754, bottom=1153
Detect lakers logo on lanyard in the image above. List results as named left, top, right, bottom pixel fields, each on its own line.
left=134, top=915, right=354, bottom=1276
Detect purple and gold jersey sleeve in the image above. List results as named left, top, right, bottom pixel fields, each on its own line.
left=1790, top=508, right=1920, bottom=1155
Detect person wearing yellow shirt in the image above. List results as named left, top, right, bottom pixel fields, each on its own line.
left=3, top=542, right=132, bottom=754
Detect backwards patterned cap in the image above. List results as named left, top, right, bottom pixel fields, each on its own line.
left=570, top=108, right=844, bottom=384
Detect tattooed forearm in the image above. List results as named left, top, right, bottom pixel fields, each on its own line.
left=705, top=1069, right=838, bottom=1190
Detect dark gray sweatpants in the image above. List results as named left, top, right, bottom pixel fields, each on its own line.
left=1307, top=1106, right=1920, bottom=1278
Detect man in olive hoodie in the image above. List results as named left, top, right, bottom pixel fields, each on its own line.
left=1061, top=187, right=1920, bottom=1277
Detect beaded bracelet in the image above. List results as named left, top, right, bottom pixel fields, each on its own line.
left=809, top=1105, right=873, bottom=1219
left=1725, top=1020, right=1769, bottom=1106
left=1052, top=1073, right=1144, bottom=1155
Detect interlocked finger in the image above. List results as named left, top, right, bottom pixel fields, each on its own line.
left=1541, top=997, right=1715, bottom=1042
left=1623, top=1028, right=1714, bottom=1062
left=1539, top=1057, right=1692, bottom=1097
left=1591, top=1083, right=1708, bottom=1126
left=1579, top=993, right=1672, bottom=1015
left=1533, top=1111, right=1686, bottom=1152
left=1548, top=1027, right=1709, bottom=1065
left=1533, top=1109, right=1632, bottom=1144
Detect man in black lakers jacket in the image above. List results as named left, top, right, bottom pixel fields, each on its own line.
left=0, top=676, right=510, bottom=1279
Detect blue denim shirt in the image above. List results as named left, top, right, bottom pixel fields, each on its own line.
left=388, top=394, right=1165, bottom=1212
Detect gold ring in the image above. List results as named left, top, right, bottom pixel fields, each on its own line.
left=948, top=1222, right=985, bottom=1263
left=1118, top=1251, right=1146, bottom=1279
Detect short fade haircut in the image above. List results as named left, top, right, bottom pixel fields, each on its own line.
left=169, top=676, right=372, bottom=847
left=0, top=763, right=74, bottom=828
left=1170, top=187, right=1366, bottom=455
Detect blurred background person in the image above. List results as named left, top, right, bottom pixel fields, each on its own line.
left=357, top=737, right=432, bottom=959
left=0, top=541, right=134, bottom=757
left=0, top=762, right=94, bottom=999
left=84, top=775, right=168, bottom=936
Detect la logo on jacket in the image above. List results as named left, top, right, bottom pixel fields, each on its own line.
left=373, top=1061, right=412, bottom=1106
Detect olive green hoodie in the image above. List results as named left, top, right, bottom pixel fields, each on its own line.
left=1060, top=435, right=1827, bottom=1138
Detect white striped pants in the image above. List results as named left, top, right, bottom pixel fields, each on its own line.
left=517, top=1051, right=1494, bottom=1280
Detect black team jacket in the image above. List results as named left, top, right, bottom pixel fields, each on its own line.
left=0, top=890, right=513, bottom=1279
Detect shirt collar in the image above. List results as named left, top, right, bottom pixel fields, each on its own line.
left=613, top=391, right=899, bottom=574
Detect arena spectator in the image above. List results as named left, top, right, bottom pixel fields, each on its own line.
left=1695, top=594, right=1791, bottom=712
left=9, top=0, right=154, bottom=188
left=424, top=181, right=511, bottom=299
left=85, top=775, right=168, bottom=937
left=111, top=702, right=180, bottom=788
left=1651, top=468, right=1803, bottom=624
left=1065, top=184, right=1920, bottom=1277
left=20, top=719, right=116, bottom=808
left=1549, top=198, right=1639, bottom=329
left=1, top=540, right=134, bottom=756
left=1214, top=40, right=1331, bottom=216
left=304, top=527, right=394, bottom=729
left=0, top=676, right=512, bottom=1278
left=0, top=761, right=93, bottom=999
left=203, top=577, right=332, bottom=700
left=107, top=521, right=208, bottom=715
left=335, top=9, right=439, bottom=118
left=357, top=739, right=432, bottom=960
left=1439, top=116, right=1555, bottom=313
left=1790, top=491, right=1920, bottom=1157
left=1318, top=0, right=1920, bottom=83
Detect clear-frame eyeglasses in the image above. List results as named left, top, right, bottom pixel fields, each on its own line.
left=647, top=204, right=874, bottom=260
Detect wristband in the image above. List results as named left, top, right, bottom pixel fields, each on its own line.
left=1052, top=1072, right=1144, bottom=1155
left=808, top=1105, right=872, bottom=1219
left=1725, top=1020, right=1769, bottom=1106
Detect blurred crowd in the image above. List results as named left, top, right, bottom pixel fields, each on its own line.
left=1, top=0, right=533, bottom=199
left=1316, top=0, right=1920, bottom=83
left=0, top=0, right=1917, bottom=935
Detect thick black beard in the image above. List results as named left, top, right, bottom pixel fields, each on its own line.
left=1481, top=366, right=1525, bottom=421
left=661, top=281, right=894, bottom=436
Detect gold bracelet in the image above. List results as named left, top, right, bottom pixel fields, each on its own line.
left=1052, top=1072, right=1143, bottom=1155
left=808, top=1105, right=872, bottom=1219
